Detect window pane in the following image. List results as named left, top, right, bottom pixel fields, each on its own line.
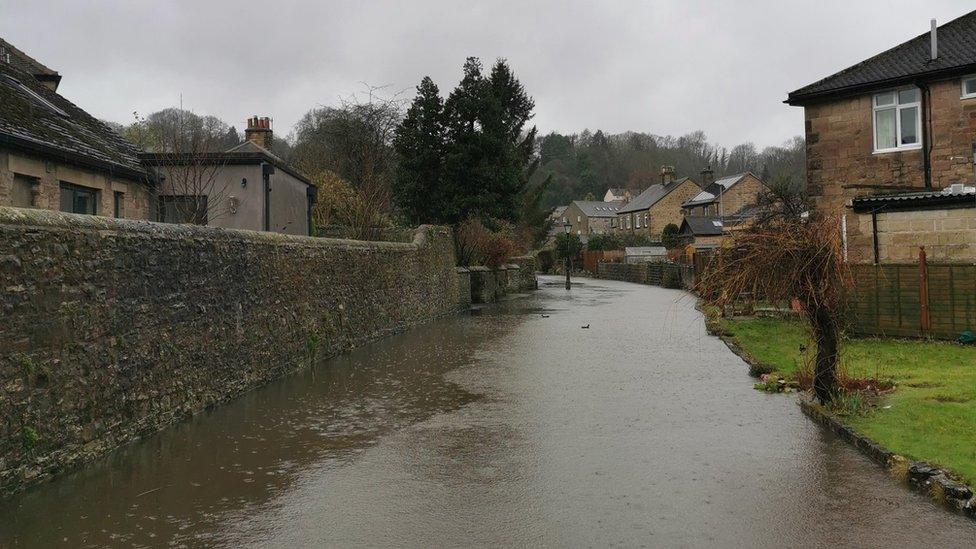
left=900, top=106, right=918, bottom=145
left=875, top=108, right=897, bottom=149
left=965, top=78, right=976, bottom=96
left=898, top=88, right=919, bottom=104
left=875, top=92, right=895, bottom=106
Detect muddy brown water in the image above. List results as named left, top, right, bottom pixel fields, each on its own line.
left=2, top=276, right=975, bottom=548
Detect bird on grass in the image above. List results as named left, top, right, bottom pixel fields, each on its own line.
left=581, top=324, right=590, bottom=329
left=541, top=314, right=550, bottom=318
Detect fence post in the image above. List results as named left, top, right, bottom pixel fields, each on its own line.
left=919, top=246, right=930, bottom=333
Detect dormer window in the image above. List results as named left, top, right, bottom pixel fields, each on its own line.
left=962, top=75, right=976, bottom=99
left=873, top=88, right=921, bottom=153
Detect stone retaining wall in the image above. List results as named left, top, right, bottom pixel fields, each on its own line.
left=0, top=207, right=463, bottom=495
left=597, top=262, right=649, bottom=284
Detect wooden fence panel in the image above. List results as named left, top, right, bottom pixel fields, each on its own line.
left=850, top=263, right=976, bottom=339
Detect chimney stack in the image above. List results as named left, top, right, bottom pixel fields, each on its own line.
left=245, top=116, right=273, bottom=150
left=931, top=19, right=938, bottom=61
left=700, top=165, right=715, bottom=189
left=660, top=165, right=676, bottom=185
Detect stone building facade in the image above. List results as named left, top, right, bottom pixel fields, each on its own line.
left=562, top=200, right=622, bottom=236
left=617, top=175, right=701, bottom=238
left=799, top=78, right=976, bottom=217
left=1, top=151, right=151, bottom=219
left=788, top=12, right=976, bottom=263
left=0, top=39, right=153, bottom=220
left=681, top=172, right=766, bottom=219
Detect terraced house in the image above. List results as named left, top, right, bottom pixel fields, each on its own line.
left=787, top=12, right=976, bottom=263
left=0, top=38, right=152, bottom=219
left=616, top=166, right=700, bottom=238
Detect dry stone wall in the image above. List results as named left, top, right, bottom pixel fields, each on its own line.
left=0, top=207, right=463, bottom=494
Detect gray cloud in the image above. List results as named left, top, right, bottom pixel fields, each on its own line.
left=2, top=0, right=972, bottom=148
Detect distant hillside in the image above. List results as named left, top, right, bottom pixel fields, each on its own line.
left=533, top=130, right=804, bottom=208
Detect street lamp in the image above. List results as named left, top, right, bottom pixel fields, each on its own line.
left=563, top=221, right=572, bottom=290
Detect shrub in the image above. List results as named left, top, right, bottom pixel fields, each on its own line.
left=554, top=233, right=583, bottom=263
left=587, top=233, right=622, bottom=251
left=662, top=223, right=681, bottom=249
left=454, top=218, right=516, bottom=267
left=484, top=234, right=516, bottom=268
left=662, top=266, right=684, bottom=289
left=454, top=218, right=490, bottom=266
left=536, top=249, right=555, bottom=273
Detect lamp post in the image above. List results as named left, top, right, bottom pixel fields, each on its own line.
left=563, top=221, right=572, bottom=290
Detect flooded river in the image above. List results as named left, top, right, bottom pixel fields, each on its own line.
left=2, top=276, right=975, bottom=547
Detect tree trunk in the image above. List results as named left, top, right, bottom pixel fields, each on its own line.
left=810, top=305, right=838, bottom=403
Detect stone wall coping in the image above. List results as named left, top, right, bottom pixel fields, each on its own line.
left=468, top=265, right=491, bottom=272
left=503, top=263, right=520, bottom=270
left=455, top=267, right=471, bottom=273
left=0, top=206, right=447, bottom=252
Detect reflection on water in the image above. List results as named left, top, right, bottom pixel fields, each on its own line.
left=2, top=277, right=975, bottom=548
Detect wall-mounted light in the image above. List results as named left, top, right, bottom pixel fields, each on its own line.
left=241, top=177, right=247, bottom=188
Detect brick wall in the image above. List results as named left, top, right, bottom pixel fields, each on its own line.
left=0, top=207, right=464, bottom=494
left=804, top=78, right=976, bottom=217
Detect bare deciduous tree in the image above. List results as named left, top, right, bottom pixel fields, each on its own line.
left=291, top=85, right=404, bottom=239
left=134, top=108, right=236, bottom=225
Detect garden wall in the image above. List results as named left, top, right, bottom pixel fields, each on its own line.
left=0, top=207, right=464, bottom=494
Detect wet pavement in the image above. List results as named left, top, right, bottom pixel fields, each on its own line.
left=2, top=275, right=975, bottom=548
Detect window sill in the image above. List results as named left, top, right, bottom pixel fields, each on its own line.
left=962, top=94, right=976, bottom=100
left=872, top=144, right=922, bottom=155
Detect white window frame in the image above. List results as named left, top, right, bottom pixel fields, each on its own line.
left=635, top=214, right=641, bottom=229
left=872, top=87, right=922, bottom=154
left=962, top=75, right=976, bottom=99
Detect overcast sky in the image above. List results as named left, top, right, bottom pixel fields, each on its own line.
left=2, top=1, right=973, bottom=149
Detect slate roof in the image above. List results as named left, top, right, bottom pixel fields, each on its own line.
left=619, top=177, right=692, bottom=214
left=679, top=216, right=724, bottom=236
left=0, top=37, right=61, bottom=88
left=143, top=140, right=313, bottom=186
left=851, top=184, right=976, bottom=213
left=681, top=173, right=752, bottom=208
left=787, top=10, right=976, bottom=105
left=571, top=200, right=624, bottom=218
left=0, top=55, right=146, bottom=179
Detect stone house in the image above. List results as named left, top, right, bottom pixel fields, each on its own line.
left=0, top=38, right=153, bottom=219
left=681, top=170, right=766, bottom=218
left=604, top=187, right=631, bottom=202
left=787, top=12, right=976, bottom=262
left=617, top=167, right=701, bottom=238
left=562, top=200, right=623, bottom=236
left=144, top=117, right=316, bottom=236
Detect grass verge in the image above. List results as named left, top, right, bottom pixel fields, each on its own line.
left=718, top=317, right=976, bottom=485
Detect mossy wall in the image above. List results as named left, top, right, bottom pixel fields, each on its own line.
left=0, top=207, right=462, bottom=494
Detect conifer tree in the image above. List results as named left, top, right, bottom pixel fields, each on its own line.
left=393, top=77, right=446, bottom=223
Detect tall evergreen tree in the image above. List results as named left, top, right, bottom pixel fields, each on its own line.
left=393, top=77, right=446, bottom=224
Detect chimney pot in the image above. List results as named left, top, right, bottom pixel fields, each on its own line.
left=244, top=115, right=273, bottom=149
left=931, top=19, right=938, bottom=61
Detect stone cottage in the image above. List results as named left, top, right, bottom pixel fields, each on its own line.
left=616, top=166, right=700, bottom=239
left=0, top=38, right=153, bottom=219
left=787, top=11, right=976, bottom=263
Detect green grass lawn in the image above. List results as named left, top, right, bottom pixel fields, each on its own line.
left=719, top=317, right=976, bottom=484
